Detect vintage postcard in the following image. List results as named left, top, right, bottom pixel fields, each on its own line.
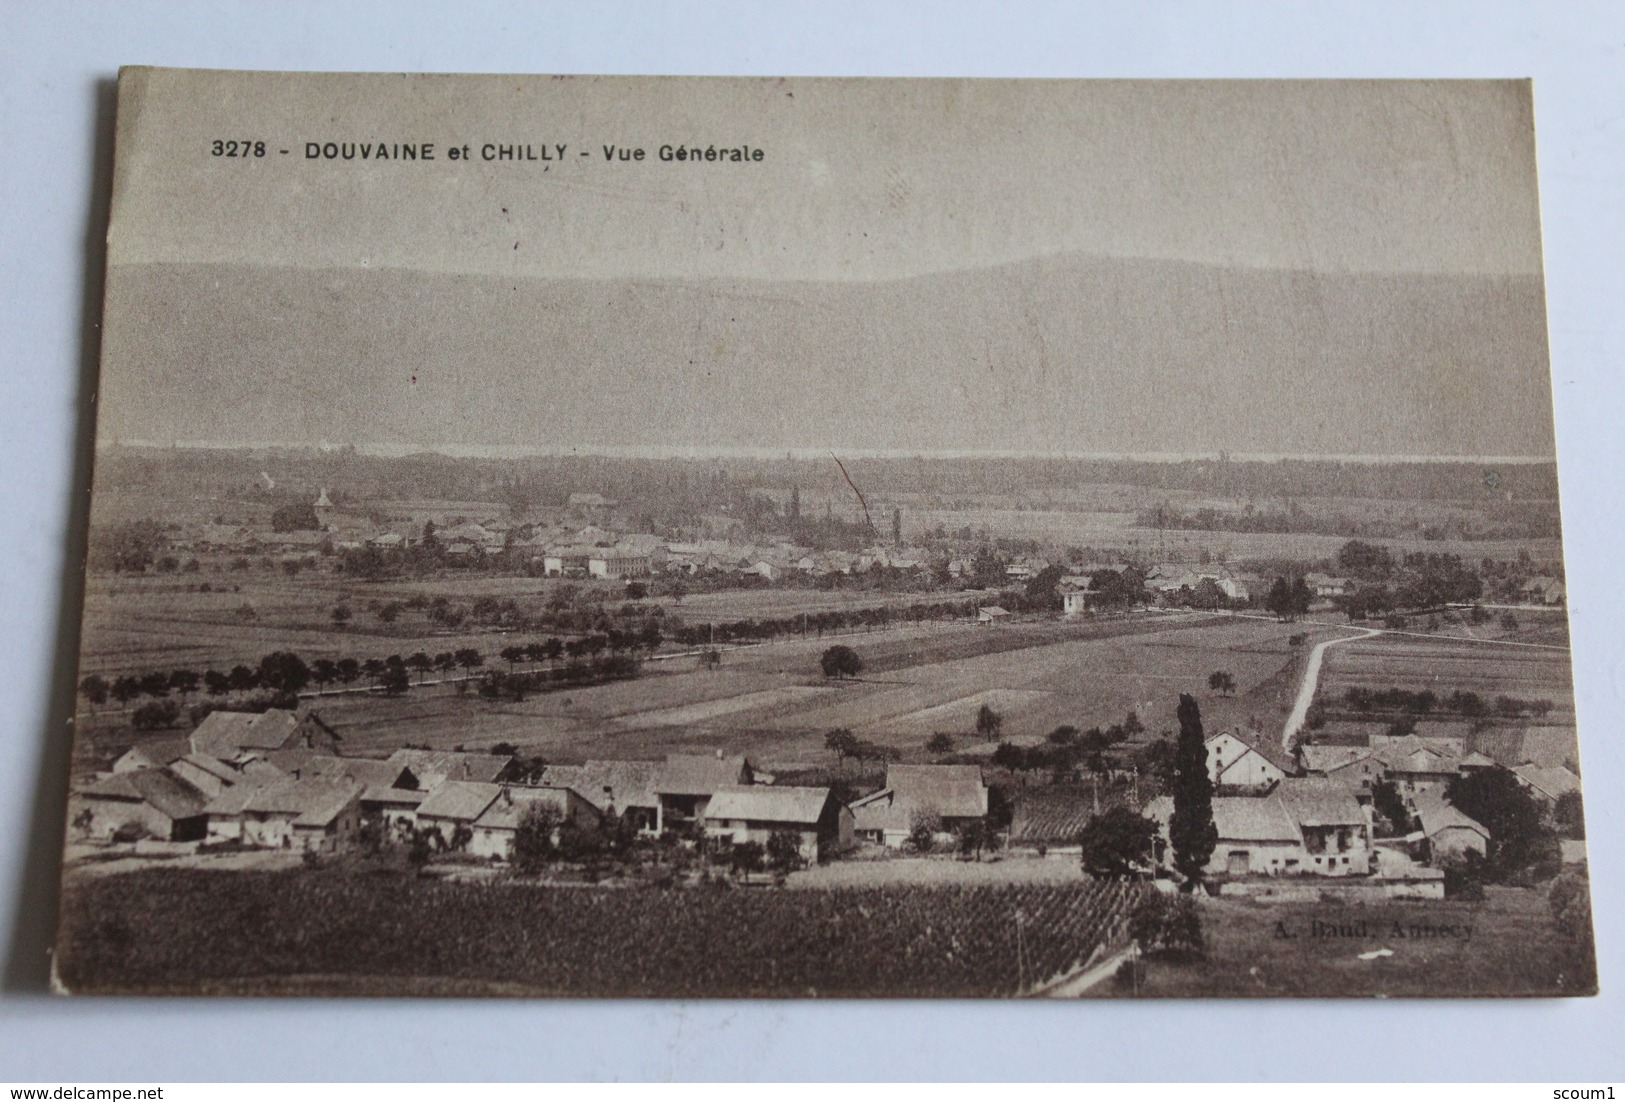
left=54, top=69, right=1594, bottom=997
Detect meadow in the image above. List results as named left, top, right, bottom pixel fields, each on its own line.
left=1113, top=887, right=1588, bottom=998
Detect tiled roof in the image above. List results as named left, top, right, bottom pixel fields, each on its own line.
left=471, top=787, right=577, bottom=832
left=126, top=770, right=211, bottom=821
left=884, top=764, right=988, bottom=819
left=1208, top=726, right=1297, bottom=776
left=295, top=755, right=410, bottom=788
left=1300, top=745, right=1376, bottom=774
left=541, top=760, right=660, bottom=811
left=657, top=754, right=751, bottom=796
left=1412, top=789, right=1489, bottom=840
left=704, top=785, right=831, bottom=826
left=241, top=777, right=360, bottom=827
left=1210, top=795, right=1302, bottom=843
left=1274, top=777, right=1365, bottom=827
left=415, top=780, right=502, bottom=823
left=116, top=738, right=193, bottom=770
left=176, top=752, right=240, bottom=784
left=190, top=709, right=301, bottom=755
left=386, top=749, right=512, bottom=785
left=1512, top=763, right=1580, bottom=801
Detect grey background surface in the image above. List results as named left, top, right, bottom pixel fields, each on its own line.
left=1, top=0, right=1621, bottom=1081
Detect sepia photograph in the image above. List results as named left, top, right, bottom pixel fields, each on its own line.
left=51, top=68, right=1594, bottom=998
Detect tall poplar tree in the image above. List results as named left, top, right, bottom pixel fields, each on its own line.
left=1169, top=692, right=1218, bottom=889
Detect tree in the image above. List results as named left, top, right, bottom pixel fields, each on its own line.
left=258, top=651, right=311, bottom=696
left=1078, top=806, right=1158, bottom=878
left=975, top=703, right=1003, bottom=742
left=766, top=829, right=805, bottom=873
left=907, top=812, right=940, bottom=853
left=1168, top=694, right=1217, bottom=888
left=955, top=819, right=990, bottom=861
left=511, top=804, right=562, bottom=873
left=130, top=700, right=181, bottom=730
left=455, top=648, right=485, bottom=675
left=1265, top=576, right=1293, bottom=620
left=1445, top=766, right=1559, bottom=880
left=1371, top=779, right=1415, bottom=834
left=730, top=840, right=766, bottom=883
left=270, top=503, right=321, bottom=531
left=310, top=658, right=338, bottom=693
left=331, top=605, right=352, bottom=627
left=407, top=652, right=433, bottom=683
left=1023, top=564, right=1065, bottom=613
left=78, top=674, right=109, bottom=706
left=1206, top=670, right=1236, bottom=697
left=1128, top=891, right=1205, bottom=959
left=925, top=732, right=955, bottom=756
left=1136, top=737, right=1177, bottom=784
left=110, top=675, right=141, bottom=705
left=891, top=506, right=903, bottom=547
left=824, top=728, right=858, bottom=767
left=335, top=658, right=361, bottom=686
left=1554, top=790, right=1585, bottom=840
left=820, top=644, right=863, bottom=680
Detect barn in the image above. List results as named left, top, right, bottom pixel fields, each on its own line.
left=703, top=785, right=853, bottom=864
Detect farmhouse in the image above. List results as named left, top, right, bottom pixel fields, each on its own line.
left=849, top=764, right=989, bottom=847
left=1274, top=778, right=1373, bottom=876
left=168, top=752, right=241, bottom=799
left=1206, top=726, right=1294, bottom=789
left=1511, top=762, right=1581, bottom=808
left=385, top=748, right=512, bottom=787
left=1412, top=789, right=1490, bottom=860
left=189, top=708, right=339, bottom=759
left=414, top=780, right=503, bottom=846
left=238, top=777, right=363, bottom=853
left=977, top=605, right=1011, bottom=624
left=1372, top=735, right=1460, bottom=797
left=1304, top=572, right=1354, bottom=598
left=1008, top=784, right=1131, bottom=852
left=74, top=769, right=209, bottom=842
left=655, top=754, right=754, bottom=833
left=1520, top=576, right=1566, bottom=605
left=541, top=759, right=662, bottom=833
left=702, top=785, right=854, bottom=864
left=362, top=784, right=427, bottom=835
left=588, top=548, right=652, bottom=579
left=468, top=785, right=603, bottom=861
left=1300, top=745, right=1384, bottom=789
left=111, top=737, right=192, bottom=775
left=200, top=777, right=269, bottom=843
left=1145, top=777, right=1371, bottom=878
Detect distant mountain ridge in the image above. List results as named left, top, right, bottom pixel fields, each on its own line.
left=99, top=253, right=1555, bottom=460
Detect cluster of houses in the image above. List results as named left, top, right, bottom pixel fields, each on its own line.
left=1141, top=721, right=1583, bottom=882
left=172, top=488, right=951, bottom=585
left=73, top=696, right=1581, bottom=887
left=72, top=709, right=887, bottom=865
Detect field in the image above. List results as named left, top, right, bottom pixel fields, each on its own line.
left=1111, top=887, right=1591, bottom=998
left=74, top=566, right=999, bottom=680
left=1312, top=624, right=1579, bottom=766
left=55, top=867, right=1144, bottom=997
left=77, top=613, right=1322, bottom=767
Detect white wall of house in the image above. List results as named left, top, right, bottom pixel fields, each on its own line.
left=1206, top=734, right=1285, bottom=786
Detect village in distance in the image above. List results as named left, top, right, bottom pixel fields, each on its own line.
left=54, top=446, right=1594, bottom=998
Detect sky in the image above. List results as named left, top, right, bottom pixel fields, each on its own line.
left=99, top=72, right=1556, bottom=458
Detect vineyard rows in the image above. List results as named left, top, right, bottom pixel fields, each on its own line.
left=58, top=869, right=1146, bottom=997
